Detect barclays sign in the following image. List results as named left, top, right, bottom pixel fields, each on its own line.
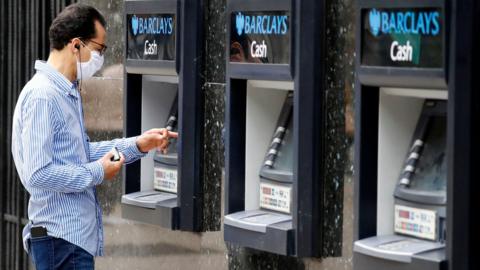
left=127, top=13, right=176, bottom=61
left=230, top=11, right=290, bottom=65
left=368, top=9, right=440, bottom=37
left=362, top=7, right=443, bottom=68
left=131, top=15, right=174, bottom=36
left=235, top=12, right=288, bottom=36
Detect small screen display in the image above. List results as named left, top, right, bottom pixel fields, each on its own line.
left=399, top=210, right=410, bottom=219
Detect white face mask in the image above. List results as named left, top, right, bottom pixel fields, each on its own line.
left=76, top=49, right=104, bottom=80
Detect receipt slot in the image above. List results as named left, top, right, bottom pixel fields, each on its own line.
left=224, top=0, right=325, bottom=257
left=121, top=0, right=204, bottom=231
left=353, top=1, right=449, bottom=269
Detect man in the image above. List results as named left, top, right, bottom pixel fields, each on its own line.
left=11, top=4, right=176, bottom=269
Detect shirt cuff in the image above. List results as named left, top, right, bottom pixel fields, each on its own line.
left=125, top=136, right=148, bottom=159
left=84, top=160, right=104, bottom=186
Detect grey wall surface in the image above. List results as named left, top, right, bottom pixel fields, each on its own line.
left=77, top=0, right=355, bottom=269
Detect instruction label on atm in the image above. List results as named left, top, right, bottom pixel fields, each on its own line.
left=394, top=205, right=437, bottom=240
left=361, top=7, right=443, bottom=68
left=260, top=182, right=291, bottom=213
left=230, top=11, right=290, bottom=64
left=154, top=167, right=178, bottom=193
left=127, top=13, right=176, bottom=61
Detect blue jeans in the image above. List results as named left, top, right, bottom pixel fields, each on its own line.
left=29, top=236, right=94, bottom=270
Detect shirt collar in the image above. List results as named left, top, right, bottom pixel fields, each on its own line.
left=35, top=60, right=79, bottom=98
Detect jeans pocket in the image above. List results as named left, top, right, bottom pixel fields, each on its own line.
left=30, top=236, right=54, bottom=270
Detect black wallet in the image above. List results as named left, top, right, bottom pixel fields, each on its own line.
left=30, top=226, right=48, bottom=238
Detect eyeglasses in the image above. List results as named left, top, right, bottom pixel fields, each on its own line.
left=81, top=39, right=108, bottom=56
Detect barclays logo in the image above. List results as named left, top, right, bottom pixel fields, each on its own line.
left=132, top=15, right=139, bottom=36
left=369, top=9, right=381, bottom=36
left=234, top=12, right=288, bottom=36
left=130, top=14, right=174, bottom=36
left=368, top=9, right=440, bottom=37
left=236, top=12, right=245, bottom=35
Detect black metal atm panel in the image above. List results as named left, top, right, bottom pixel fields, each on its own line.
left=121, top=0, right=204, bottom=232
left=353, top=0, right=448, bottom=269
left=224, top=0, right=325, bottom=257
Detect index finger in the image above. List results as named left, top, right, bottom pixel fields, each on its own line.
left=145, top=128, right=167, bottom=135
left=166, top=131, right=178, bottom=138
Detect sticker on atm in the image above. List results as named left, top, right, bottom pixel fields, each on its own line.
left=394, top=205, right=437, bottom=240
left=259, top=182, right=291, bottom=214
left=154, top=167, right=178, bottom=194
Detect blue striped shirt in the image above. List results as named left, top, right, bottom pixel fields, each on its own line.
left=11, top=60, right=145, bottom=256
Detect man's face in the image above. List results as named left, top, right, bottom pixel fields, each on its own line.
left=78, top=20, right=107, bottom=63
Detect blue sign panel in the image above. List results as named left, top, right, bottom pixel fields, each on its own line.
left=127, top=14, right=176, bottom=61
left=362, top=8, right=443, bottom=68
left=230, top=11, right=290, bottom=64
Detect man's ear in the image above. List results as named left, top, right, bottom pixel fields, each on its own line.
left=71, top=38, right=81, bottom=53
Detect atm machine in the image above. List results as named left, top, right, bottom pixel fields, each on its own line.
left=225, top=91, right=294, bottom=235
left=121, top=0, right=204, bottom=232
left=223, top=0, right=325, bottom=257
left=353, top=0, right=449, bottom=269
left=354, top=100, right=447, bottom=268
left=122, top=91, right=180, bottom=228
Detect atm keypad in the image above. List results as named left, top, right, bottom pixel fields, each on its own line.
left=154, top=167, right=178, bottom=193
left=394, top=205, right=437, bottom=240
left=259, top=182, right=291, bottom=213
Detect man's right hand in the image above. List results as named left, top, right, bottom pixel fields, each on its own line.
left=99, top=150, right=125, bottom=180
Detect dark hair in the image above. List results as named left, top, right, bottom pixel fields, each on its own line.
left=49, top=3, right=106, bottom=50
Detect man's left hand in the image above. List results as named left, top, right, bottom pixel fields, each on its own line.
left=136, top=128, right=178, bottom=153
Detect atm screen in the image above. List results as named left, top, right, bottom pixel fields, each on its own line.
left=260, top=92, right=294, bottom=181
left=153, top=92, right=178, bottom=193
left=164, top=124, right=178, bottom=155
left=162, top=92, right=179, bottom=155
left=162, top=131, right=178, bottom=155
left=394, top=103, right=447, bottom=240
left=409, top=116, right=446, bottom=192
